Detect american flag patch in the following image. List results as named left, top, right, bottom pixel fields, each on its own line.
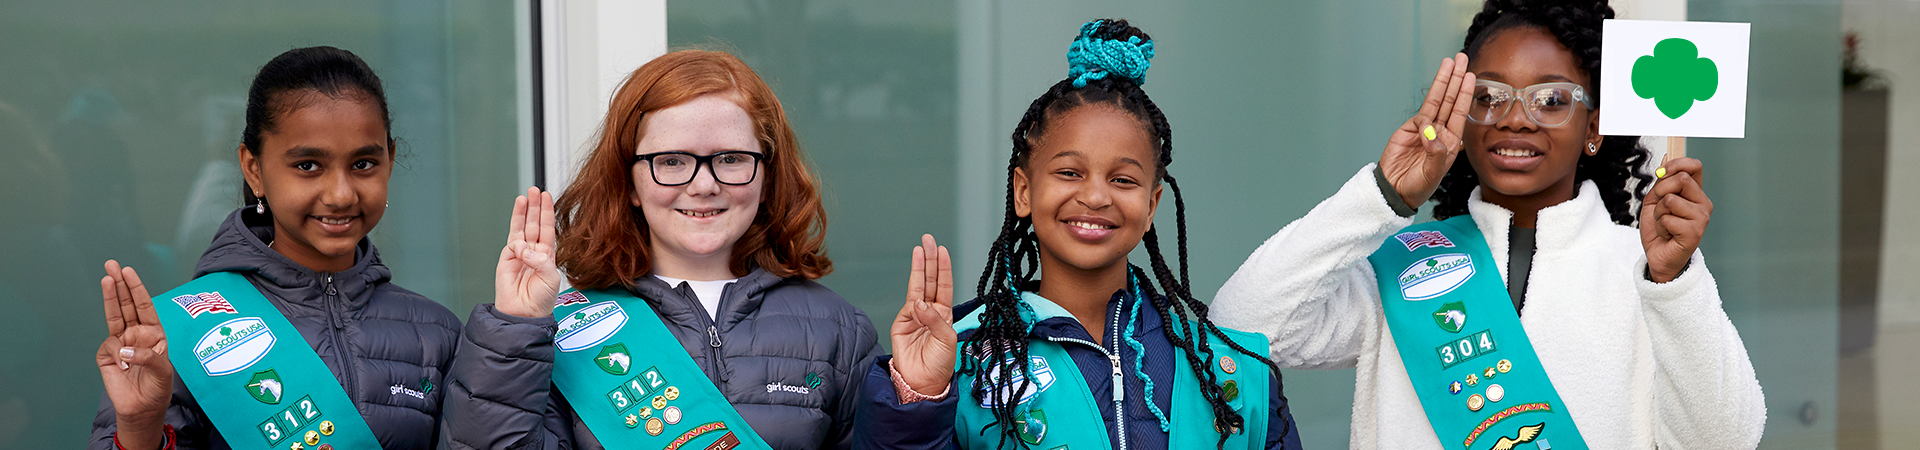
left=555, top=291, right=589, bottom=307
left=1394, top=230, right=1455, bottom=251
left=171, top=292, right=237, bottom=318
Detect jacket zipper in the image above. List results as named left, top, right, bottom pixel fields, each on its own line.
left=681, top=283, right=727, bottom=384
left=1046, top=297, right=1130, bottom=450
left=1108, top=297, right=1128, bottom=450
left=322, top=273, right=357, bottom=401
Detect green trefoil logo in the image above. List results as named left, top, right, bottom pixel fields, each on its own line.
left=1632, top=38, right=1719, bottom=119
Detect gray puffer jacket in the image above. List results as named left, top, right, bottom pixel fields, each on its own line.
left=88, top=209, right=462, bottom=450
left=439, top=269, right=880, bottom=450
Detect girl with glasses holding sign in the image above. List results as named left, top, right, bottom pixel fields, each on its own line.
left=88, top=46, right=461, bottom=450
left=1209, top=0, right=1764, bottom=448
left=439, top=50, right=881, bottom=450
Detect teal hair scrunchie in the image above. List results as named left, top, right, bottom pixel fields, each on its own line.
left=1066, top=20, right=1155, bottom=88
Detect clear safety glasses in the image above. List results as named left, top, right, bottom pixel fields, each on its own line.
left=1466, top=80, right=1596, bottom=127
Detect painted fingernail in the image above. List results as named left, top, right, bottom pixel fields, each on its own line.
left=1655, top=167, right=1667, bottom=179
left=1422, top=125, right=1437, bottom=141
left=120, top=347, right=134, bottom=360
left=119, top=361, right=129, bottom=370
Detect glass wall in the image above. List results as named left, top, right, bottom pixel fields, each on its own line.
left=0, top=0, right=1869, bottom=447
left=0, top=1, right=524, bottom=446
left=671, top=0, right=1846, bottom=448
left=669, top=1, right=961, bottom=332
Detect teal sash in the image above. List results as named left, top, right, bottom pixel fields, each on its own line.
left=549, top=288, right=771, bottom=450
left=1368, top=216, right=1588, bottom=450
left=951, top=292, right=1269, bottom=450
left=154, top=272, right=381, bottom=450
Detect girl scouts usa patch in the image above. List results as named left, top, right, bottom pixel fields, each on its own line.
left=556, top=301, right=628, bottom=352
left=1398, top=254, right=1475, bottom=301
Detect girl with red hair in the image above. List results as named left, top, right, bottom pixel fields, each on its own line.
left=441, top=50, right=880, bottom=450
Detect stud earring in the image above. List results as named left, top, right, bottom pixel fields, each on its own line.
left=1586, top=142, right=1598, bottom=155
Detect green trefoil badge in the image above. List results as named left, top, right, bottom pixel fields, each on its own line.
left=1632, top=38, right=1719, bottom=119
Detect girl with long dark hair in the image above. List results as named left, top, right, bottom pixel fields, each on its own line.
left=1210, top=1, right=1765, bottom=448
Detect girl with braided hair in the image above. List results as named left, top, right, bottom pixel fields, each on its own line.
left=855, top=19, right=1300, bottom=450
left=1210, top=0, right=1764, bottom=448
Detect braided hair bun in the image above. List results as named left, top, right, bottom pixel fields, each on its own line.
left=1067, top=19, right=1156, bottom=88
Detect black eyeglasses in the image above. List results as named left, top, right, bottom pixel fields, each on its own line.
left=633, top=151, right=764, bottom=186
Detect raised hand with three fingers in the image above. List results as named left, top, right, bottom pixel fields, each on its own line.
left=1640, top=158, right=1712, bottom=283
left=889, top=234, right=957, bottom=398
left=95, top=260, right=174, bottom=450
left=495, top=187, right=563, bottom=318
left=1380, top=53, right=1478, bottom=207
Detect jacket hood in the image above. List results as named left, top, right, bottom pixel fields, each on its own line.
left=194, top=208, right=391, bottom=308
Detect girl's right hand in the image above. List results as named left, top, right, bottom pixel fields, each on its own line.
left=495, top=187, right=562, bottom=318
left=889, top=234, right=956, bottom=396
left=1380, top=53, right=1476, bottom=207
left=95, top=261, right=173, bottom=450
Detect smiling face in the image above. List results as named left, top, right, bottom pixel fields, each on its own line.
left=1462, top=25, right=1602, bottom=205
left=1014, top=106, right=1162, bottom=276
left=240, top=92, right=393, bottom=273
left=630, top=93, right=765, bottom=277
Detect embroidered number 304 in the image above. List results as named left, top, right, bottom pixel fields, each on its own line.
left=1436, top=330, right=1499, bottom=369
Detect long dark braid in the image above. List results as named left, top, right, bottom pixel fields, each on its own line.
left=959, top=18, right=1290, bottom=449
left=1431, top=0, right=1655, bottom=226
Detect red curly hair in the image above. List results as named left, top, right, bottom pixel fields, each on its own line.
left=556, top=50, right=831, bottom=289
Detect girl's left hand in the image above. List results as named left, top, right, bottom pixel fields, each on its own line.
left=494, top=187, right=562, bottom=318
left=1639, top=158, right=1711, bottom=283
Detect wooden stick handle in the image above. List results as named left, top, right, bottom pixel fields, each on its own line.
left=1664, top=136, right=1687, bottom=163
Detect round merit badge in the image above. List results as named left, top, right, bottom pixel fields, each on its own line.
left=651, top=395, right=668, bottom=410
left=645, top=417, right=665, bottom=436
left=1220, top=355, right=1238, bottom=374
left=1467, top=394, right=1486, bottom=412
left=305, top=430, right=320, bottom=445
left=1497, top=359, right=1513, bottom=373
left=1487, top=384, right=1506, bottom=403
left=625, top=413, right=639, bottom=428
left=664, top=406, right=683, bottom=425
left=319, top=420, right=335, bottom=436
left=639, top=407, right=653, bottom=418
left=1465, top=373, right=1479, bottom=387
left=664, top=385, right=681, bottom=401
left=1484, top=366, right=1497, bottom=379
left=1449, top=381, right=1463, bottom=395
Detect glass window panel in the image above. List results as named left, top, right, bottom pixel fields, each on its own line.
left=0, top=2, right=524, bottom=446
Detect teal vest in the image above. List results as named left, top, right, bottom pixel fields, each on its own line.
left=1368, top=216, right=1589, bottom=449
left=154, top=272, right=382, bottom=450
left=951, top=291, right=1269, bottom=450
left=548, top=288, right=773, bottom=450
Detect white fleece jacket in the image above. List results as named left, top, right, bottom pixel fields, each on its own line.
left=1212, top=165, right=1765, bottom=450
